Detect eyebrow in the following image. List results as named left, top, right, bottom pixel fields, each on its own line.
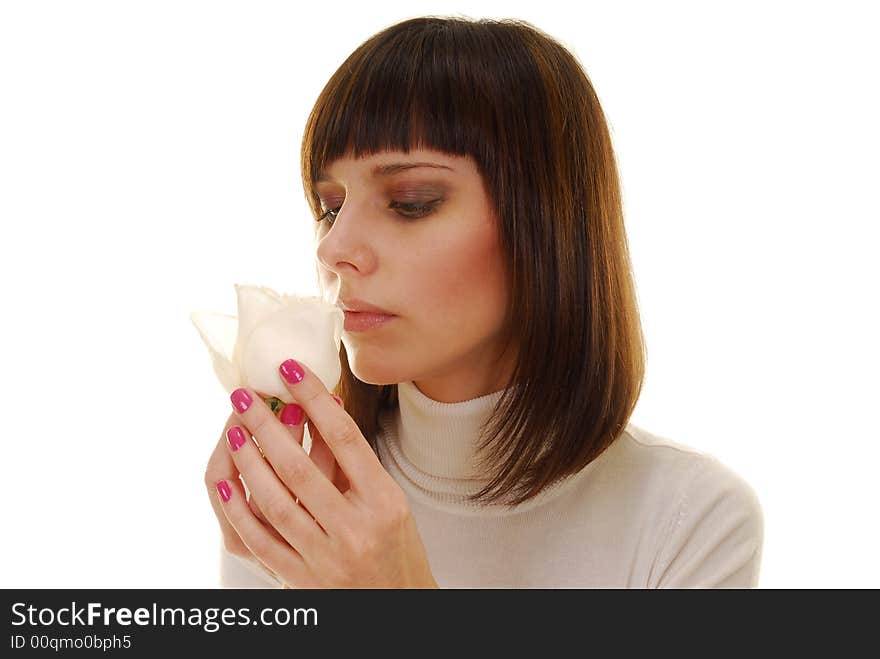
left=316, top=162, right=454, bottom=183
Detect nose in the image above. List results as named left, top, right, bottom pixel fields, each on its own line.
left=315, top=199, right=378, bottom=277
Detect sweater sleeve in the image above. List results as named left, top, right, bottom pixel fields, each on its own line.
left=219, top=544, right=284, bottom=588
left=653, top=455, right=764, bottom=588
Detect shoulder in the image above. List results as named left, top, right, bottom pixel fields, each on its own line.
left=610, top=424, right=765, bottom=587
left=614, top=424, right=760, bottom=505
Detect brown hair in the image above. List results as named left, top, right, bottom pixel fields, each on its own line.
left=300, top=16, right=646, bottom=507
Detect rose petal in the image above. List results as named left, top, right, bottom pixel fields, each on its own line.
left=192, top=285, right=343, bottom=406
left=231, top=284, right=285, bottom=367
left=239, top=303, right=343, bottom=403
left=190, top=311, right=242, bottom=394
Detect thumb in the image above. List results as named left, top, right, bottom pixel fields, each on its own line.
left=307, top=420, right=350, bottom=493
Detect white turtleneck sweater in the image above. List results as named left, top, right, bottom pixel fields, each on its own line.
left=219, top=381, right=764, bottom=588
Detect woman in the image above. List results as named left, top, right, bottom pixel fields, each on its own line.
left=204, top=15, right=764, bottom=588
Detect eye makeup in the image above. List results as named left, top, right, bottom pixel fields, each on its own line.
left=315, top=180, right=450, bottom=225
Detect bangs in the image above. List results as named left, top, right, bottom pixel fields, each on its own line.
left=302, top=18, right=514, bottom=194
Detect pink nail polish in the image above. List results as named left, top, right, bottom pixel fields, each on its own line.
left=230, top=388, right=252, bottom=413
left=332, top=395, right=343, bottom=408
left=226, top=426, right=247, bottom=451
left=279, top=359, right=305, bottom=384
left=216, top=480, right=232, bottom=502
left=280, top=404, right=304, bottom=426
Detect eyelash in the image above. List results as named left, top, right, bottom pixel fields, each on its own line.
left=317, top=200, right=440, bottom=226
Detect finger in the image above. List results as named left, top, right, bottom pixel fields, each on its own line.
left=278, top=402, right=331, bottom=510
left=279, top=402, right=308, bottom=448
left=205, top=413, right=277, bottom=571
left=241, top=474, right=269, bottom=524
left=284, top=400, right=346, bottom=493
left=240, top=477, right=301, bottom=548
left=248, top=494, right=268, bottom=524
left=225, top=419, right=328, bottom=558
left=214, top=476, right=319, bottom=588
left=307, top=419, right=350, bottom=493
left=207, top=414, right=297, bottom=570
left=237, top=470, right=299, bottom=547
left=277, top=358, right=390, bottom=500
left=230, top=387, right=353, bottom=536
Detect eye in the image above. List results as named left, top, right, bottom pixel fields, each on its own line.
left=316, top=199, right=441, bottom=227
left=389, top=199, right=443, bottom=218
left=317, top=206, right=341, bottom=225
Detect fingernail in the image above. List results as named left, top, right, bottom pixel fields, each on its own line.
left=280, top=404, right=304, bottom=426
left=216, top=480, right=232, bottom=502
left=279, top=359, right=305, bottom=384
left=230, top=388, right=252, bottom=413
left=332, top=395, right=343, bottom=408
left=226, top=426, right=247, bottom=451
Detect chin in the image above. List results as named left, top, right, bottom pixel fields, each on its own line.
left=344, top=348, right=404, bottom=386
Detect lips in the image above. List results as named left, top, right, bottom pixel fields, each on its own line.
left=343, top=310, right=396, bottom=332
left=336, top=297, right=395, bottom=315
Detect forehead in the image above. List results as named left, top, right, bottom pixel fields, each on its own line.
left=316, top=149, right=469, bottom=183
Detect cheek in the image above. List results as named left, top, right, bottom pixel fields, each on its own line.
left=409, top=225, right=506, bottom=331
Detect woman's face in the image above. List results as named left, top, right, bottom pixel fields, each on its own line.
left=314, top=148, right=516, bottom=403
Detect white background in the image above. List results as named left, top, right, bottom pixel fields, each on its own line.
left=1, top=0, right=877, bottom=588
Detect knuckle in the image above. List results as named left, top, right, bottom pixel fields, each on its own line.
left=263, top=496, right=295, bottom=528
left=339, top=527, right=379, bottom=561
left=378, top=504, right=409, bottom=533
left=334, top=418, right=362, bottom=447
left=334, top=567, right=358, bottom=588
left=375, top=487, right=410, bottom=525
left=221, top=533, right=248, bottom=558
left=387, top=486, right=409, bottom=513
left=245, top=533, right=273, bottom=558
left=300, top=385, right=325, bottom=406
left=391, top=499, right=411, bottom=526
left=278, top=456, right=313, bottom=487
left=314, top=550, right=351, bottom=587
left=247, top=413, right=273, bottom=439
left=204, top=467, right=223, bottom=491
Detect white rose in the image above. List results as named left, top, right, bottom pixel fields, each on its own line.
left=190, top=283, right=344, bottom=411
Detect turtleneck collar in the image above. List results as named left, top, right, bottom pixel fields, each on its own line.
left=396, top=380, right=504, bottom=480
left=377, top=380, right=589, bottom=515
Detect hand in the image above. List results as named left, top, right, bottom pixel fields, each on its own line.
left=204, top=396, right=353, bottom=583
left=204, top=410, right=297, bottom=582
left=206, top=395, right=342, bottom=534
left=206, top=358, right=438, bottom=589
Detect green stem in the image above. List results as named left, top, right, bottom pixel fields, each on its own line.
left=260, top=395, right=285, bottom=415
